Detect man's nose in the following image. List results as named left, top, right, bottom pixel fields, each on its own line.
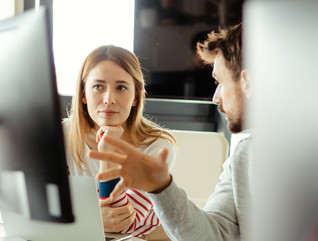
left=212, top=85, right=221, bottom=105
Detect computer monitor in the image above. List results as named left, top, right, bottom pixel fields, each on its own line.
left=0, top=8, right=74, bottom=223
left=245, top=1, right=318, bottom=240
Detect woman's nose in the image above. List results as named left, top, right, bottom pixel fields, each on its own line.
left=103, top=90, right=115, bottom=104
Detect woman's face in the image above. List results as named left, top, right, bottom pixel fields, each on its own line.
left=83, top=60, right=136, bottom=130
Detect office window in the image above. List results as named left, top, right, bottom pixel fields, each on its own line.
left=0, top=1, right=14, bottom=20
left=53, top=0, right=135, bottom=95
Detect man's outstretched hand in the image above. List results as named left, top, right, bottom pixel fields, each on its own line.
left=88, top=136, right=172, bottom=198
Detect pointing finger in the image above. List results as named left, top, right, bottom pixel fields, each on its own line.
left=88, top=150, right=125, bottom=164
left=158, top=148, right=168, bottom=163
left=102, top=136, right=137, bottom=155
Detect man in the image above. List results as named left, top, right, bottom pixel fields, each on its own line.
left=89, top=23, right=251, bottom=240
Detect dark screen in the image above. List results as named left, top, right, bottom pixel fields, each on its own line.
left=134, top=0, right=243, bottom=100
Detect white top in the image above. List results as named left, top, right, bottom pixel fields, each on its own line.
left=62, top=119, right=176, bottom=237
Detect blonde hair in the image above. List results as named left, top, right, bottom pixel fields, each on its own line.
left=68, top=45, right=175, bottom=169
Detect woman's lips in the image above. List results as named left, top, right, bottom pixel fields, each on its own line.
left=99, top=110, right=118, bottom=117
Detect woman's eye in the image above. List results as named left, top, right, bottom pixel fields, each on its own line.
left=93, top=85, right=103, bottom=90
left=117, top=85, right=127, bottom=91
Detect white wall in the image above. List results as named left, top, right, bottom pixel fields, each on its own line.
left=53, top=0, right=135, bottom=96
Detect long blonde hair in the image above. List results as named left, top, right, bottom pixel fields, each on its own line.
left=68, top=45, right=175, bottom=169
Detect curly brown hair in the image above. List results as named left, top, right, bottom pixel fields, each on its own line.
left=197, top=23, right=242, bottom=81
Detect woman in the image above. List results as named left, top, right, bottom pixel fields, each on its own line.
left=63, top=45, right=176, bottom=240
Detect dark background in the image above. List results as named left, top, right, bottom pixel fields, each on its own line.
left=134, top=0, right=243, bottom=100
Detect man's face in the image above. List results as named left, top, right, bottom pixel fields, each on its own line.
left=212, top=53, right=245, bottom=133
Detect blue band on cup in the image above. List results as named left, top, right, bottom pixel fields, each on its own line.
left=98, top=178, right=120, bottom=198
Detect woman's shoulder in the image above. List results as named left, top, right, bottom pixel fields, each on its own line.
left=62, top=118, right=71, bottom=126
left=62, top=118, right=71, bottom=131
left=61, top=118, right=72, bottom=142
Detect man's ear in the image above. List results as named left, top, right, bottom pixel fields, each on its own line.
left=241, top=69, right=251, bottom=98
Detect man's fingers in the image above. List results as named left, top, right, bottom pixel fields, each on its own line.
left=97, top=168, right=121, bottom=182
left=158, top=148, right=168, bottom=163
left=88, top=150, right=125, bottom=164
left=103, top=136, right=137, bottom=154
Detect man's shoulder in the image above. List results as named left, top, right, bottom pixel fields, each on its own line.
left=231, top=134, right=252, bottom=163
left=238, top=134, right=252, bottom=145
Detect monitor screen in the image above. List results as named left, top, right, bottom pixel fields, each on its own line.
left=245, top=1, right=318, bottom=240
left=0, top=8, right=74, bottom=223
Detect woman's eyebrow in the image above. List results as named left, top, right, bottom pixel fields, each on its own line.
left=93, top=79, right=106, bottom=83
left=115, top=80, right=131, bottom=85
left=91, top=79, right=131, bottom=85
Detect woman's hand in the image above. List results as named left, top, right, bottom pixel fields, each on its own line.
left=96, top=126, right=124, bottom=152
left=100, top=198, right=136, bottom=233
left=88, top=136, right=172, bottom=196
left=97, top=126, right=124, bottom=173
